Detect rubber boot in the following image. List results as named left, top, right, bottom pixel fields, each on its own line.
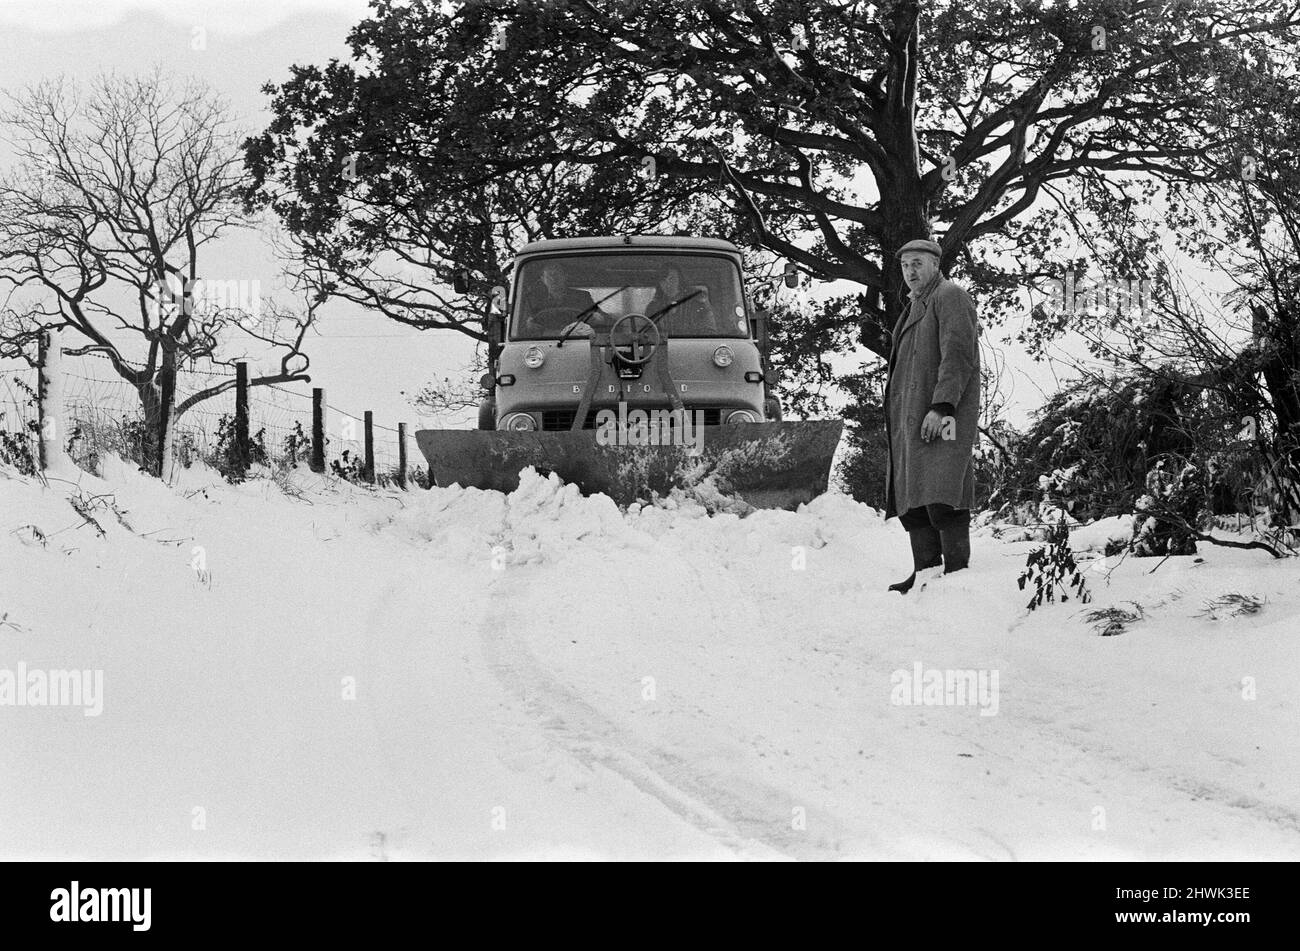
left=939, top=521, right=971, bottom=574
left=888, top=525, right=943, bottom=594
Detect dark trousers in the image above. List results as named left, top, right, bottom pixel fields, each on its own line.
left=899, top=504, right=970, bottom=532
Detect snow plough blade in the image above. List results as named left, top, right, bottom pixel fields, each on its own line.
left=414, top=420, right=844, bottom=511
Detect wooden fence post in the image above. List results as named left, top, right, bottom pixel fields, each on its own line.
left=397, top=422, right=407, bottom=489
left=234, top=361, right=250, bottom=475
left=311, top=387, right=326, bottom=473
left=363, top=410, right=375, bottom=484
left=33, top=329, right=72, bottom=477
left=36, top=331, right=48, bottom=472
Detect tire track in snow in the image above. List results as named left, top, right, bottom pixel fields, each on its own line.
left=479, top=567, right=870, bottom=861
left=1010, top=703, right=1300, bottom=847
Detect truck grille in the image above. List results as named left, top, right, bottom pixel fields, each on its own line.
left=541, top=407, right=724, bottom=431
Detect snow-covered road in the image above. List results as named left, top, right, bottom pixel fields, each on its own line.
left=3, top=461, right=1299, bottom=859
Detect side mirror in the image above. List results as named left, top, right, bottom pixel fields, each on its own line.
left=486, top=314, right=504, bottom=346
left=783, top=263, right=799, bottom=289
left=452, top=269, right=470, bottom=294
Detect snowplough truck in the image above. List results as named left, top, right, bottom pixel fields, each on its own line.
left=415, top=236, right=843, bottom=509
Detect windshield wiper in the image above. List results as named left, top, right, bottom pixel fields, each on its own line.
left=555, top=285, right=633, bottom=348
left=645, top=289, right=704, bottom=326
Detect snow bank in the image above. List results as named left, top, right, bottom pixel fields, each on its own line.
left=1070, top=515, right=1134, bottom=552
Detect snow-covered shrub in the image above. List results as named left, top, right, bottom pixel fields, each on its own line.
left=0, top=413, right=38, bottom=475
left=995, top=373, right=1201, bottom=523
left=1130, top=458, right=1207, bottom=556
left=996, top=367, right=1299, bottom=549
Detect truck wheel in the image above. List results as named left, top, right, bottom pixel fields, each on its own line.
left=478, top=398, right=495, bottom=430
left=765, top=396, right=784, bottom=422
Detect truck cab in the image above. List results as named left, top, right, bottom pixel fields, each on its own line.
left=480, top=235, right=780, bottom=432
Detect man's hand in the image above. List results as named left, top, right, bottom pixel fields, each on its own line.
left=920, top=409, right=946, bottom=443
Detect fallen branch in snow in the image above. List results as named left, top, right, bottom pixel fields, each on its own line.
left=1081, top=602, right=1145, bottom=637
left=1083, top=547, right=1129, bottom=583
left=137, top=529, right=190, bottom=547
left=1185, top=529, right=1295, bottom=556
left=1149, top=587, right=1186, bottom=610
left=41, top=475, right=90, bottom=493
left=0, top=611, right=29, bottom=633
left=107, top=500, right=133, bottom=532
left=1197, top=593, right=1266, bottom=620
left=67, top=496, right=105, bottom=537
left=10, top=524, right=46, bottom=547
left=1145, top=553, right=1173, bottom=575
left=1140, top=510, right=1296, bottom=559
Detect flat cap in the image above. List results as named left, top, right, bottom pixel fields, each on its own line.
left=895, top=239, right=943, bottom=259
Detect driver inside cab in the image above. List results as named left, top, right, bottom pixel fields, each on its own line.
left=645, top=264, right=720, bottom=334
left=523, top=261, right=598, bottom=336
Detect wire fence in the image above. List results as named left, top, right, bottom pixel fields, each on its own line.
left=0, top=363, right=39, bottom=433
left=1, top=349, right=423, bottom=487
left=0, top=362, right=41, bottom=474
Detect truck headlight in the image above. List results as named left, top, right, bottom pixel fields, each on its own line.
left=523, top=346, right=545, bottom=369
left=712, top=345, right=734, bottom=367
left=499, top=413, right=537, bottom=432
left=726, top=409, right=759, bottom=424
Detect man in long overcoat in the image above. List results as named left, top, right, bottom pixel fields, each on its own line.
left=884, top=239, right=980, bottom=593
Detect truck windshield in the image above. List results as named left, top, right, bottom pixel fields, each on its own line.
left=511, top=252, right=748, bottom=340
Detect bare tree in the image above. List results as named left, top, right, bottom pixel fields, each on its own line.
left=0, top=69, right=313, bottom=477
left=407, top=359, right=490, bottom=421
